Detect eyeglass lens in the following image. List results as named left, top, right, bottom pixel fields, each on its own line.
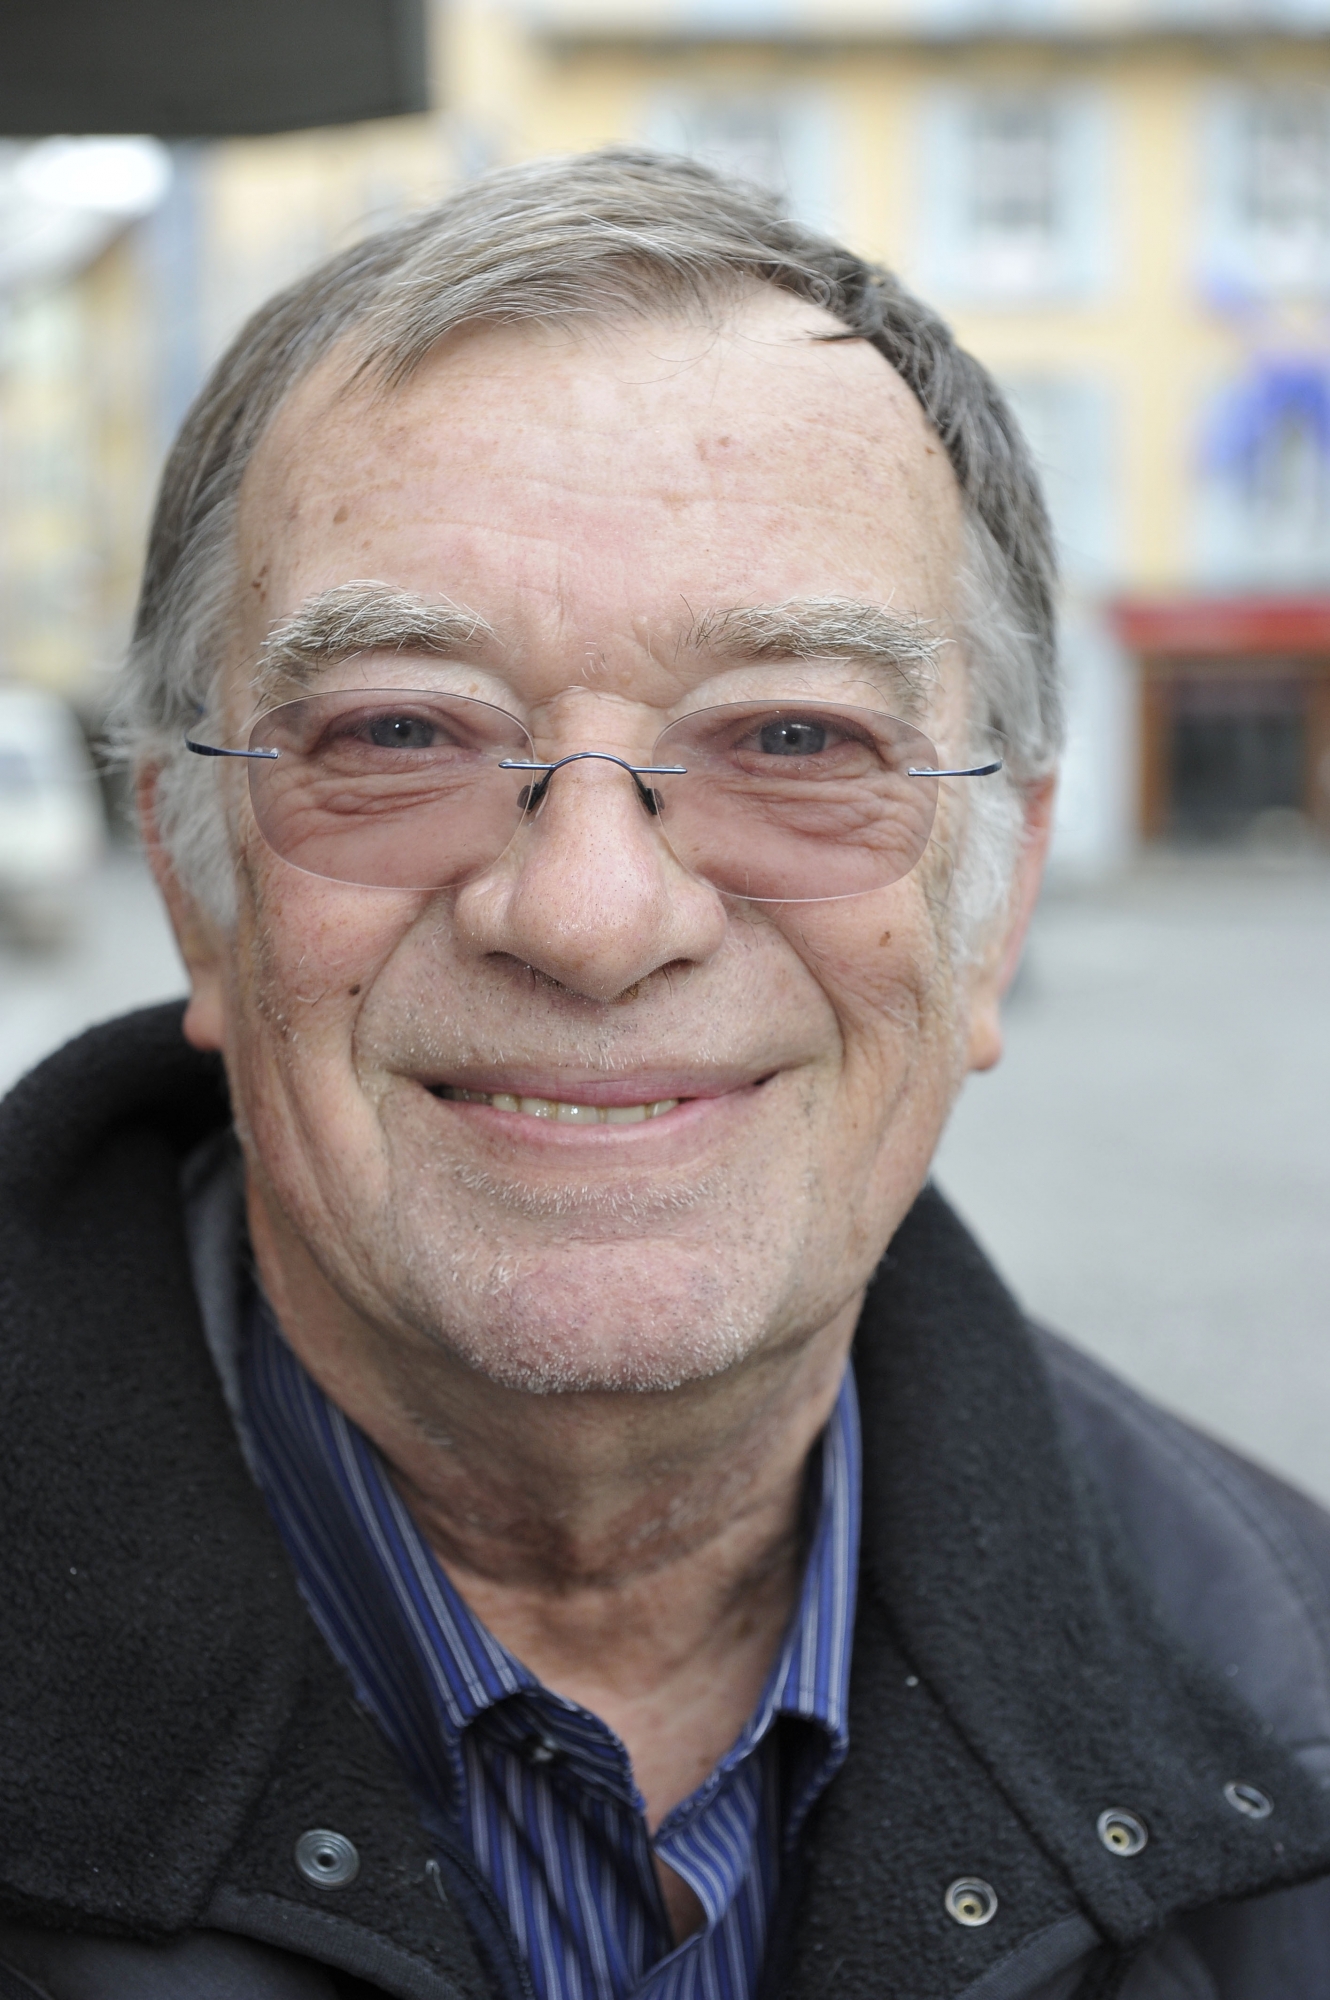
left=242, top=689, right=942, bottom=903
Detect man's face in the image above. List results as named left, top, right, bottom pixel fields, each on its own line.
left=166, top=291, right=1022, bottom=1397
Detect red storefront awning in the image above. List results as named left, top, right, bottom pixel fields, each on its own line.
left=1110, top=596, right=1330, bottom=657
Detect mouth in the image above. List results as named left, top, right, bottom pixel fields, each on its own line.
left=432, top=1086, right=681, bottom=1125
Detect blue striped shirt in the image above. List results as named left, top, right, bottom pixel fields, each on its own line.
left=241, top=1300, right=859, bottom=2000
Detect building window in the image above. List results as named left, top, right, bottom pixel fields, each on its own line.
left=969, top=97, right=1061, bottom=289
left=642, top=90, right=836, bottom=232
left=916, top=86, right=1110, bottom=301
left=1244, top=93, right=1330, bottom=255
left=1203, top=86, right=1330, bottom=296
left=998, top=374, right=1116, bottom=585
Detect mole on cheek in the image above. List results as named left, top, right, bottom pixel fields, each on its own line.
left=348, top=983, right=362, bottom=996
left=334, top=504, right=349, bottom=524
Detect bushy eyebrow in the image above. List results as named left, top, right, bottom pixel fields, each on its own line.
left=682, top=599, right=944, bottom=714
left=253, top=581, right=494, bottom=701
left=250, top=582, right=943, bottom=716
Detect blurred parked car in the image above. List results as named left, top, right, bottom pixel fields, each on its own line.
left=0, top=686, right=105, bottom=947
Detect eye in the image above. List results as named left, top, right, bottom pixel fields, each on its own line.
left=757, top=718, right=828, bottom=757
left=366, top=714, right=436, bottom=749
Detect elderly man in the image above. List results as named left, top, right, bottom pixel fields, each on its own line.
left=1, top=152, right=1328, bottom=2000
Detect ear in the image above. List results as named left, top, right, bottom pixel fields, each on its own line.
left=137, top=764, right=229, bottom=1054
left=965, top=775, right=1056, bottom=1075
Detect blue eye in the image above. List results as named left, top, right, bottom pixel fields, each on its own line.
left=367, top=715, right=436, bottom=749
left=758, top=719, right=827, bottom=756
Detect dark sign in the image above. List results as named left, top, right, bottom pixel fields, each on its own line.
left=0, top=0, right=429, bottom=137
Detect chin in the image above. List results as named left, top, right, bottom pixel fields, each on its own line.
left=403, top=1241, right=776, bottom=1398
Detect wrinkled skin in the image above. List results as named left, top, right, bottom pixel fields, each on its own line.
left=146, top=293, right=1052, bottom=1872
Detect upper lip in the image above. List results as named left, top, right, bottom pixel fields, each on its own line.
left=421, top=1067, right=771, bottom=1104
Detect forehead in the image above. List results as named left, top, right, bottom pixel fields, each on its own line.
left=233, top=290, right=965, bottom=695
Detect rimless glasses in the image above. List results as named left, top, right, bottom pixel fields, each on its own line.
left=186, top=688, right=1001, bottom=904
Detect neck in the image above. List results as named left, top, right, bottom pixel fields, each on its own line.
left=246, top=1180, right=862, bottom=1828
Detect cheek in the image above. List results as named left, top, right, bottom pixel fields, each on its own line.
left=223, top=853, right=428, bottom=1123
left=778, top=892, right=965, bottom=1254
left=780, top=884, right=953, bottom=1067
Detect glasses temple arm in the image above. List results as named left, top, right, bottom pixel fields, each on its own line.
left=185, top=737, right=280, bottom=761
left=906, top=759, right=1003, bottom=779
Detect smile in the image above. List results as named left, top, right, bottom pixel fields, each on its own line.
left=434, top=1087, right=681, bottom=1124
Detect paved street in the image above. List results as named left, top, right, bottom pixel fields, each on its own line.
left=1, top=843, right=1326, bottom=1502
left=936, top=849, right=1330, bottom=1504
left=0, top=847, right=185, bottom=1094
left=0, top=840, right=187, bottom=1096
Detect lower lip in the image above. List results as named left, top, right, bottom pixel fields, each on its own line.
left=424, top=1085, right=761, bottom=1143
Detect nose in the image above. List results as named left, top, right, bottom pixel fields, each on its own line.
left=454, top=752, right=727, bottom=1002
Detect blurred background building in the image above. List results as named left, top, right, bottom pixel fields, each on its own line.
left=0, top=0, right=1325, bottom=1496
left=8, top=0, right=1330, bottom=867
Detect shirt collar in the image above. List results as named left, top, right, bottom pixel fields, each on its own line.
left=769, top=1364, right=859, bottom=1743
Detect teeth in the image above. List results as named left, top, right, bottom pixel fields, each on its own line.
left=440, top=1087, right=679, bottom=1123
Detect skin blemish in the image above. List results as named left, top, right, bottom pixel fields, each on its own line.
left=348, top=983, right=362, bottom=996
left=879, top=931, right=892, bottom=947
left=334, top=503, right=349, bottom=524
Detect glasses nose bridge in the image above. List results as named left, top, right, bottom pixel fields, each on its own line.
left=511, top=748, right=674, bottom=815
left=547, top=748, right=651, bottom=783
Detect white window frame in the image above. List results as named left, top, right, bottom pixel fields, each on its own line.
left=1200, top=83, right=1330, bottom=298
left=641, top=87, right=838, bottom=236
left=998, top=373, right=1118, bottom=586
left=914, top=84, right=1112, bottom=303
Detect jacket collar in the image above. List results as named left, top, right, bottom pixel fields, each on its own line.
left=780, top=1190, right=1330, bottom=1996
left=2, top=1007, right=1328, bottom=2000
left=0, top=1006, right=314, bottom=1934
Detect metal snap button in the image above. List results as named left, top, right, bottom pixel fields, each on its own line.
left=294, top=1828, right=360, bottom=1889
left=526, top=1730, right=561, bottom=1766
left=1097, top=1808, right=1148, bottom=1857
left=1224, top=1780, right=1274, bottom=1820
left=944, top=1877, right=998, bottom=1927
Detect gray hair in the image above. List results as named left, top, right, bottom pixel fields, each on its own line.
left=120, top=147, right=1061, bottom=940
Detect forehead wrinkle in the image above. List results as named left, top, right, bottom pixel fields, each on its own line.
left=681, top=598, right=945, bottom=715
left=250, top=581, right=497, bottom=704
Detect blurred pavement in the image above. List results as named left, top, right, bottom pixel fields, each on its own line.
left=0, top=845, right=1325, bottom=1504
left=937, top=850, right=1330, bottom=1505
left=0, top=846, right=185, bottom=1093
